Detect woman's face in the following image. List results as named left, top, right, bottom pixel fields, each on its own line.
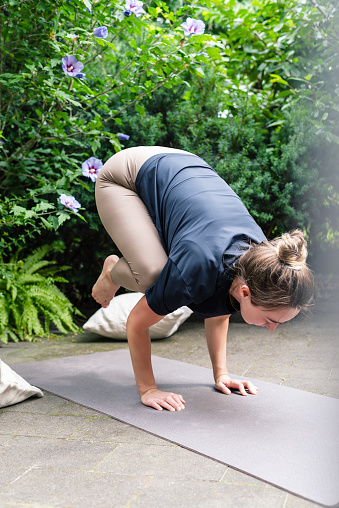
left=230, top=279, right=301, bottom=331
left=240, top=301, right=300, bottom=331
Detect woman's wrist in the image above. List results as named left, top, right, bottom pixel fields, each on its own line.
left=139, top=386, right=158, bottom=399
left=214, top=371, right=229, bottom=383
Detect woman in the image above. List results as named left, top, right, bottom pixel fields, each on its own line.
left=92, top=146, right=314, bottom=411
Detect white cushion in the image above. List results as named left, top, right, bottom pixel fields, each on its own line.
left=83, top=292, right=193, bottom=339
left=0, top=360, right=43, bottom=408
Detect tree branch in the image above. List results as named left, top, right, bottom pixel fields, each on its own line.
left=309, top=0, right=330, bottom=21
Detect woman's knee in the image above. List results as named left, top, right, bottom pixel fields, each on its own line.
left=96, top=150, right=133, bottom=189
left=136, top=265, right=164, bottom=293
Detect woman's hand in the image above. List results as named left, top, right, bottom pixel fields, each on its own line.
left=215, top=374, right=258, bottom=396
left=141, top=388, right=186, bottom=411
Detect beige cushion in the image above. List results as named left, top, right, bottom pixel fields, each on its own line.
left=83, top=292, right=193, bottom=339
left=0, top=359, right=43, bottom=408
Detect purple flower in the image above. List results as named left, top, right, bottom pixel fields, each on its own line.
left=94, top=26, right=108, bottom=38
left=82, top=157, right=103, bottom=182
left=181, top=18, right=205, bottom=37
left=117, top=133, right=130, bottom=141
left=124, top=0, right=145, bottom=17
left=59, top=194, right=81, bottom=213
left=62, top=56, right=84, bottom=77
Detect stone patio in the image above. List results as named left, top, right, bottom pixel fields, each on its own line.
left=0, top=297, right=338, bottom=508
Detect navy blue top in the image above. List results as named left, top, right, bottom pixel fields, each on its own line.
left=135, top=153, right=266, bottom=318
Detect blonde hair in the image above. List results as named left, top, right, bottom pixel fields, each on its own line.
left=236, top=229, right=314, bottom=311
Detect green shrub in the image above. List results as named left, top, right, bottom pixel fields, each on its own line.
left=1, top=0, right=338, bottom=314
left=0, top=0, right=214, bottom=256
left=0, top=245, right=82, bottom=343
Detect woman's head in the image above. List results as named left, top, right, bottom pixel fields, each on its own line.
left=234, top=229, right=314, bottom=324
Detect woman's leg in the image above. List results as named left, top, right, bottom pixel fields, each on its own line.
left=92, top=148, right=168, bottom=306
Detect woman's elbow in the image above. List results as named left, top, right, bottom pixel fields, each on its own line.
left=126, top=311, right=149, bottom=339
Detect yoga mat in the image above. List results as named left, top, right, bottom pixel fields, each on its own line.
left=13, top=350, right=339, bottom=507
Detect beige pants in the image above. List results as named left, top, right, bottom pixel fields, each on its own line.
left=95, top=146, right=190, bottom=293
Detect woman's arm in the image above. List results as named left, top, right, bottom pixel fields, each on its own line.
left=126, top=295, right=185, bottom=411
left=205, top=315, right=230, bottom=380
left=205, top=315, right=258, bottom=396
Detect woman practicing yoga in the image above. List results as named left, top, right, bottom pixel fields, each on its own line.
left=92, top=146, right=314, bottom=411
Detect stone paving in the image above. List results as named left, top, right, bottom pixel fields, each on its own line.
left=0, top=299, right=338, bottom=508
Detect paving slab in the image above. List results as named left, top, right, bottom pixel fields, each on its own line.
left=0, top=465, right=31, bottom=490
left=0, top=411, right=96, bottom=439
left=70, top=415, right=173, bottom=445
left=131, top=477, right=288, bottom=508
left=220, top=468, right=275, bottom=487
left=92, top=442, right=228, bottom=480
left=0, top=434, right=14, bottom=445
left=0, top=467, right=152, bottom=508
left=1, top=435, right=119, bottom=470
left=49, top=400, right=107, bottom=417
left=1, top=392, right=69, bottom=414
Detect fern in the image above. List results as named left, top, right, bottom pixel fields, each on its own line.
left=19, top=245, right=49, bottom=273
left=0, top=246, right=82, bottom=343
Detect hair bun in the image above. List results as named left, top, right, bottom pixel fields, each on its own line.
left=275, top=230, right=308, bottom=270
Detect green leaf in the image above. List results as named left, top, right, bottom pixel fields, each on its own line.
left=90, top=138, right=101, bottom=153
left=206, top=47, right=221, bottom=59
left=94, top=37, right=106, bottom=47
left=129, top=39, right=138, bottom=50
left=24, top=210, right=37, bottom=220
left=102, top=39, right=117, bottom=51
left=54, top=90, right=82, bottom=107
left=148, top=6, right=158, bottom=17
left=267, top=120, right=284, bottom=128
left=49, top=215, right=59, bottom=231
left=40, top=217, right=54, bottom=230
left=270, top=74, right=289, bottom=86
left=194, top=66, right=205, bottom=78
left=81, top=0, right=92, bottom=10
left=12, top=206, right=26, bottom=216
left=135, top=104, right=145, bottom=116
left=50, top=58, right=61, bottom=68
left=34, top=202, right=55, bottom=213
left=57, top=212, right=70, bottom=226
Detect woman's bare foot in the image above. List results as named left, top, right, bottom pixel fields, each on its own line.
left=92, top=255, right=120, bottom=308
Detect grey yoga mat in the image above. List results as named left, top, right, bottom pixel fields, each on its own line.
left=13, top=349, right=339, bottom=507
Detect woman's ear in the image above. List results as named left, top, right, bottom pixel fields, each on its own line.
left=240, top=284, right=251, bottom=299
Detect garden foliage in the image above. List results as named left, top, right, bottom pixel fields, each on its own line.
left=0, top=245, right=81, bottom=342
left=0, top=0, right=338, bottom=340
left=0, top=0, right=214, bottom=252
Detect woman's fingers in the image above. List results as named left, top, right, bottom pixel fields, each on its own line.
left=173, top=394, right=186, bottom=406
left=168, top=395, right=185, bottom=410
left=157, top=396, right=185, bottom=411
left=229, top=379, right=258, bottom=395
left=141, top=390, right=186, bottom=411
left=236, top=382, right=248, bottom=396
left=215, top=381, right=231, bottom=395
left=152, top=402, right=164, bottom=411
left=216, top=376, right=259, bottom=396
left=243, top=380, right=259, bottom=395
